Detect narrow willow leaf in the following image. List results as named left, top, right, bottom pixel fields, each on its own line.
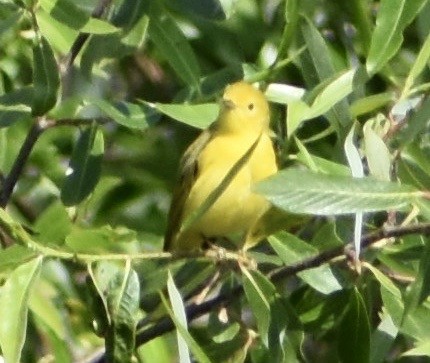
left=276, top=0, right=299, bottom=62
left=269, top=232, right=342, bottom=294
left=155, top=102, right=218, bottom=129
left=350, top=92, right=395, bottom=118
left=256, top=168, right=420, bottom=215
left=163, top=272, right=212, bottom=363
left=363, top=121, right=391, bottom=181
left=265, top=83, right=305, bottom=104
left=0, top=256, right=42, bottom=363
left=61, top=124, right=104, bottom=206
left=32, top=36, right=59, bottom=116
left=167, top=271, right=191, bottom=363
left=344, top=125, right=364, bottom=257
left=241, top=267, right=271, bottom=346
left=402, top=31, right=430, bottom=97
left=299, top=18, right=351, bottom=130
left=365, top=263, right=402, bottom=300
left=306, top=69, right=355, bottom=120
left=338, top=288, right=370, bottom=363
left=149, top=11, right=200, bottom=90
left=370, top=312, right=398, bottom=363
left=91, top=99, right=158, bottom=129
left=367, top=0, right=427, bottom=74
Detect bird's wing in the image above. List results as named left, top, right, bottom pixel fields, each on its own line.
left=163, top=127, right=214, bottom=251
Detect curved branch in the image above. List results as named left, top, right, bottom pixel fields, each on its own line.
left=135, top=222, right=430, bottom=346
left=63, top=0, right=113, bottom=69
left=0, top=119, right=45, bottom=208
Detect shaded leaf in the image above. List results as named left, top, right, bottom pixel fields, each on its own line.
left=91, top=99, right=159, bottom=129
left=32, top=36, right=59, bottom=116
left=269, top=232, right=342, bottom=295
left=61, top=123, right=104, bottom=206
left=338, top=288, right=370, bottom=363
left=0, top=87, right=33, bottom=127
left=149, top=9, right=200, bottom=90
left=370, top=312, right=398, bottom=363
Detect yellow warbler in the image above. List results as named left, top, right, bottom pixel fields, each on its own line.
left=164, top=81, right=278, bottom=252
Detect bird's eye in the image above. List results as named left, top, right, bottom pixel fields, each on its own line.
left=248, top=103, right=254, bottom=111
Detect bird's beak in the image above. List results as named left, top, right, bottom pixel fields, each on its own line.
left=221, top=98, right=235, bottom=110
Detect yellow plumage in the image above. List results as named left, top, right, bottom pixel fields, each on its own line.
left=164, top=81, right=278, bottom=252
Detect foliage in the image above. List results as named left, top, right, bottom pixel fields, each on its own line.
left=1, top=0, right=430, bottom=362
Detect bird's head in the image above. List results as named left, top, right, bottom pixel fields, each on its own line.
left=218, top=81, right=270, bottom=134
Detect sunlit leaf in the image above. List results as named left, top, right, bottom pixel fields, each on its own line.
left=0, top=257, right=42, bottom=363
left=367, top=0, right=427, bottom=74
left=256, top=168, right=420, bottom=215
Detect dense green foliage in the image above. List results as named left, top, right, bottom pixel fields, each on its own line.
left=1, top=0, right=430, bottom=362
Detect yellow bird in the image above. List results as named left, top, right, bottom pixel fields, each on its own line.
left=164, top=81, right=278, bottom=252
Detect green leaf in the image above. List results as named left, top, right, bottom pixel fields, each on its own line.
left=344, top=124, right=364, bottom=256
left=269, top=232, right=342, bottom=295
left=32, top=36, right=60, bottom=116
left=81, top=18, right=119, bottom=34
left=34, top=201, right=72, bottom=245
left=363, top=121, right=392, bottom=181
left=0, top=245, right=37, bottom=273
left=105, top=262, right=140, bottom=363
left=36, top=8, right=78, bottom=54
left=167, top=271, right=191, bottom=363
left=164, top=272, right=212, bottom=363
left=0, top=256, right=43, bottom=363
left=402, top=31, right=430, bottom=97
left=89, top=261, right=140, bottom=362
left=350, top=92, right=396, bottom=118
left=0, top=87, right=33, bottom=127
left=367, top=0, right=427, bottom=74
left=65, top=225, right=137, bottom=254
left=365, top=263, right=402, bottom=300
left=402, top=340, right=430, bottom=357
left=306, top=69, right=355, bottom=121
left=256, top=168, right=420, bottom=215
left=90, top=99, right=159, bottom=129
left=61, top=123, right=104, bottom=206
left=299, top=17, right=352, bottom=130
left=39, top=0, right=89, bottom=30
left=338, top=288, right=370, bottom=363
left=29, top=279, right=67, bottom=341
left=155, top=102, right=218, bottom=129
left=241, top=268, right=273, bottom=346
left=148, top=10, right=201, bottom=90
left=285, top=70, right=356, bottom=137
left=370, top=312, right=398, bottom=363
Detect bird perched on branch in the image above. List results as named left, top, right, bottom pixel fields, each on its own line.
left=164, top=81, right=278, bottom=252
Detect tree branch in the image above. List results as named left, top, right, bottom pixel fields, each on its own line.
left=0, top=118, right=45, bottom=208
left=63, top=0, right=113, bottom=69
left=135, top=222, right=430, bottom=347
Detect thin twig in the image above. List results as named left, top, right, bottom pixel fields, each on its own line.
left=63, top=0, right=113, bottom=68
left=0, top=119, right=45, bottom=207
